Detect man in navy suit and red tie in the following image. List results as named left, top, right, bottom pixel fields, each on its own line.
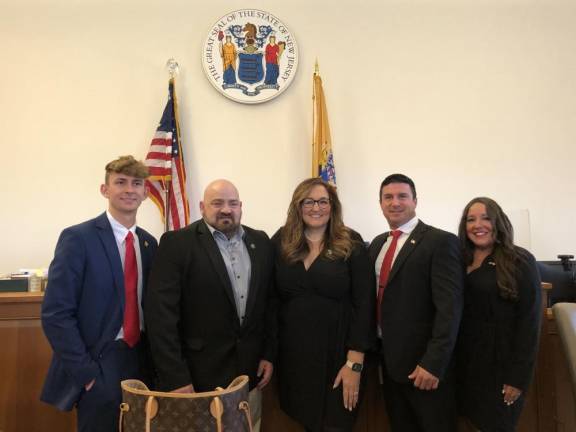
left=41, top=155, right=158, bottom=432
left=368, top=174, right=463, bottom=432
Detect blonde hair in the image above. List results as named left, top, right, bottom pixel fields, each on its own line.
left=105, top=155, right=149, bottom=184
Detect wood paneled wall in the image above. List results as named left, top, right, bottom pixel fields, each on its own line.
left=1, top=290, right=574, bottom=432
left=0, top=293, right=75, bottom=432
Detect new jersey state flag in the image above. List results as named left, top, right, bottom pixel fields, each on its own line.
left=312, top=68, right=336, bottom=186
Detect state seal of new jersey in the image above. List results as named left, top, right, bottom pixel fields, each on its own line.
left=202, top=9, right=299, bottom=104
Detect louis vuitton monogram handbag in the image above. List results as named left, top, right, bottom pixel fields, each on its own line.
left=119, top=375, right=253, bottom=432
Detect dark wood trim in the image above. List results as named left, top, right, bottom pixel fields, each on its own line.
left=0, top=285, right=573, bottom=432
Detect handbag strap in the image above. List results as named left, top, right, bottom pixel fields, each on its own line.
left=210, top=396, right=224, bottom=432
left=238, top=400, right=253, bottom=432
left=145, top=396, right=156, bottom=432
left=119, top=402, right=130, bottom=432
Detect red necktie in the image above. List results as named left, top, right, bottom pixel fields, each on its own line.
left=123, top=231, right=140, bottom=347
left=377, top=230, right=402, bottom=324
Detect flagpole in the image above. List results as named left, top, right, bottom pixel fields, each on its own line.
left=163, top=89, right=171, bottom=234
left=312, top=59, right=319, bottom=177
left=164, top=58, right=179, bottom=232
left=171, top=70, right=188, bottom=226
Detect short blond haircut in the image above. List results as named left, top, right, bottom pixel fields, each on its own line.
left=104, top=155, right=149, bottom=184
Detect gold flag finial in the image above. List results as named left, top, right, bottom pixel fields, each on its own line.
left=314, top=58, right=319, bottom=75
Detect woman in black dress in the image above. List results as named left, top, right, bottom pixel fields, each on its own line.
left=457, top=197, right=541, bottom=432
left=272, top=178, right=375, bottom=432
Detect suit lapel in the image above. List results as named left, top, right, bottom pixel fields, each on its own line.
left=136, top=228, right=151, bottom=275
left=95, top=213, right=125, bottom=308
left=197, top=221, right=238, bottom=315
left=136, top=228, right=153, bottom=307
left=387, top=221, right=429, bottom=284
left=243, top=228, right=260, bottom=326
left=370, top=233, right=389, bottom=265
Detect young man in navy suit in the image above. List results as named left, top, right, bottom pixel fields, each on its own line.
left=41, top=155, right=158, bottom=432
left=369, top=174, right=463, bottom=432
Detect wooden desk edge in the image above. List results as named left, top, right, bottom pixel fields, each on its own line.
left=0, top=292, right=44, bottom=304
left=0, top=282, right=555, bottom=305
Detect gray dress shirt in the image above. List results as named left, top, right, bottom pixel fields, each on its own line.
left=206, top=222, right=252, bottom=323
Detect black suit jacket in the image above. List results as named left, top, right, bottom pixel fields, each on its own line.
left=145, top=219, right=276, bottom=392
left=369, top=220, right=463, bottom=383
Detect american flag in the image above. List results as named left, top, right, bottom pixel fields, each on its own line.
left=145, top=79, right=190, bottom=231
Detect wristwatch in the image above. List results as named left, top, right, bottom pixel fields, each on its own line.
left=346, top=360, right=363, bottom=372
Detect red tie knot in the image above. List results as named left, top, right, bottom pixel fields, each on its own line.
left=391, top=230, right=402, bottom=239
left=125, top=231, right=134, bottom=244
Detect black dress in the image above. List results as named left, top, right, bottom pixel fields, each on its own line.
left=271, top=229, right=375, bottom=432
left=457, top=247, right=541, bottom=432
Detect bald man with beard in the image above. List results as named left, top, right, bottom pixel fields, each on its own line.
left=145, top=180, right=276, bottom=430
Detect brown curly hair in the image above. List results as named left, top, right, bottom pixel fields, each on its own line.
left=280, top=178, right=356, bottom=264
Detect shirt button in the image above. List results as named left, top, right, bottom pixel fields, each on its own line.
left=237, top=275, right=241, bottom=279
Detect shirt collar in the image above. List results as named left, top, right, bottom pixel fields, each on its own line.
left=204, top=219, right=244, bottom=242
left=106, top=210, right=136, bottom=242
left=392, top=216, right=419, bottom=235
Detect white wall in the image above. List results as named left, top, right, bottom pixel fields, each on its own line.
left=1, top=0, right=575, bottom=274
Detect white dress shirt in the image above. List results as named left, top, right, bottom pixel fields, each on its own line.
left=374, top=216, right=420, bottom=288
left=375, top=216, right=419, bottom=337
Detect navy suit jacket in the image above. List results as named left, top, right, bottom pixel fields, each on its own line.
left=40, top=212, right=157, bottom=411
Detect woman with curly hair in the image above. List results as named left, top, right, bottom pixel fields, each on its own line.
left=272, top=178, right=375, bottom=432
left=457, top=197, right=541, bottom=431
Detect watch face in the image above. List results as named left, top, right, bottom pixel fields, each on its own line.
left=351, top=363, right=363, bottom=372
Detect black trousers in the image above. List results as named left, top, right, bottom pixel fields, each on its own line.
left=76, top=339, right=143, bottom=432
left=381, top=365, right=457, bottom=432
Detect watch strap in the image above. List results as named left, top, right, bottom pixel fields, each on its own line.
left=346, top=360, right=363, bottom=372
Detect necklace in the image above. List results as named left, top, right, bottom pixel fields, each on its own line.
left=304, top=232, right=324, bottom=242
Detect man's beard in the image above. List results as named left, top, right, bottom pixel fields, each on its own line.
left=215, top=216, right=239, bottom=237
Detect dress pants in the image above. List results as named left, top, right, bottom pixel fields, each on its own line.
left=382, top=366, right=457, bottom=432
left=76, top=339, right=142, bottom=432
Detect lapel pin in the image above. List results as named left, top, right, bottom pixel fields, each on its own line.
left=327, top=249, right=333, bottom=256
left=250, top=243, right=256, bottom=249
left=144, top=240, right=149, bottom=248
left=410, top=239, right=416, bottom=244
